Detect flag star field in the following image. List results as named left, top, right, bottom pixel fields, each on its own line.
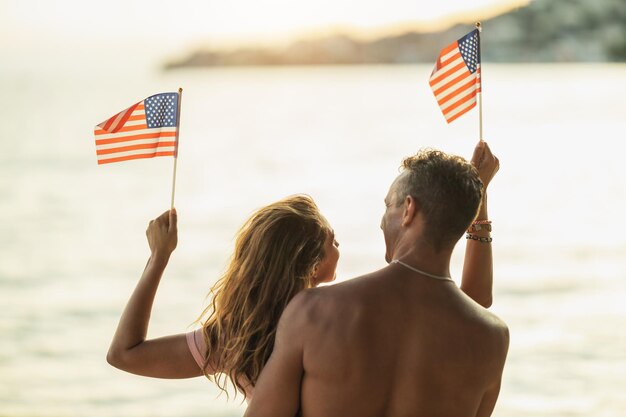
left=145, top=93, right=178, bottom=128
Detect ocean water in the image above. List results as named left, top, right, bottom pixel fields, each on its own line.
left=0, top=64, right=625, bottom=417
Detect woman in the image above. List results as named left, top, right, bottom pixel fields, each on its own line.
left=107, top=140, right=499, bottom=399
left=107, top=195, right=338, bottom=397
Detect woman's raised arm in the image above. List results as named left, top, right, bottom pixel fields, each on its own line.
left=106, top=209, right=207, bottom=378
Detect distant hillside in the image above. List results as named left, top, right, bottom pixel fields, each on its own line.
left=164, top=0, right=626, bottom=68
left=483, top=0, right=626, bottom=61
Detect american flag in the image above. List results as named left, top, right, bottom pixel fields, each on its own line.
left=429, top=29, right=481, bottom=124
left=94, top=92, right=179, bottom=165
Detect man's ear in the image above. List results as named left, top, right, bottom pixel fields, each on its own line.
left=401, top=195, right=418, bottom=226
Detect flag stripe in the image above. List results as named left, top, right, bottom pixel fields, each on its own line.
left=432, top=69, right=472, bottom=97
left=430, top=53, right=461, bottom=79
left=102, top=109, right=125, bottom=132
left=110, top=104, right=139, bottom=133
left=97, top=151, right=176, bottom=165
left=98, top=104, right=143, bottom=132
left=95, top=123, right=151, bottom=135
left=429, top=58, right=469, bottom=90
left=104, top=103, right=142, bottom=132
left=436, top=75, right=477, bottom=104
left=429, top=56, right=465, bottom=85
left=96, top=146, right=177, bottom=161
left=121, top=119, right=147, bottom=127
left=96, top=137, right=176, bottom=151
left=445, top=98, right=477, bottom=123
left=439, top=80, right=478, bottom=110
left=95, top=107, right=147, bottom=135
left=442, top=89, right=477, bottom=117
left=440, top=50, right=462, bottom=68
left=439, top=42, right=458, bottom=60
left=96, top=141, right=177, bottom=156
left=95, top=118, right=147, bottom=134
left=95, top=129, right=177, bottom=144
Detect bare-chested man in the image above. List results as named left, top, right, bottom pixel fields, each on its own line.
left=245, top=142, right=509, bottom=417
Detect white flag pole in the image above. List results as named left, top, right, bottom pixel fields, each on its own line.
left=476, top=22, right=484, bottom=142
left=171, top=87, right=183, bottom=210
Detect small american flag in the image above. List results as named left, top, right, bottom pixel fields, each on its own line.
left=429, top=29, right=481, bottom=123
left=94, top=92, right=179, bottom=165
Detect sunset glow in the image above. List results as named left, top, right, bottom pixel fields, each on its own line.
left=2, top=0, right=532, bottom=49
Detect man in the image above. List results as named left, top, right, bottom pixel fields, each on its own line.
left=245, top=142, right=509, bottom=417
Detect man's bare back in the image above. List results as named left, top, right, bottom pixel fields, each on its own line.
left=297, top=266, right=508, bottom=417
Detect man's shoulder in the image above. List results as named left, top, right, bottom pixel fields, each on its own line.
left=307, top=269, right=384, bottom=300
left=478, top=305, right=509, bottom=332
left=482, top=310, right=510, bottom=364
left=286, top=270, right=383, bottom=323
left=475, top=307, right=510, bottom=352
left=491, top=313, right=510, bottom=344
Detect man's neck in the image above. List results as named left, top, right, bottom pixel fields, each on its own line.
left=390, top=235, right=454, bottom=279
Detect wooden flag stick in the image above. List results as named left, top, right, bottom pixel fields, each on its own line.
left=171, top=87, right=183, bottom=210
left=476, top=22, right=484, bottom=142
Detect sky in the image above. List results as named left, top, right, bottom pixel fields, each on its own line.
left=2, top=0, right=530, bottom=47
left=0, top=0, right=531, bottom=73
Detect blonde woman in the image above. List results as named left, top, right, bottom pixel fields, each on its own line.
left=106, top=141, right=498, bottom=400
left=107, top=195, right=339, bottom=397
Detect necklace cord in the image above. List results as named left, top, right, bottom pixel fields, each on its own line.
left=391, top=260, right=453, bottom=282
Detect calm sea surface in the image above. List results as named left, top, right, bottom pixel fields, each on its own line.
left=1, top=64, right=625, bottom=417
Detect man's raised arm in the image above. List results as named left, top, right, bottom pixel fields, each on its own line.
left=461, top=140, right=499, bottom=308
left=244, top=292, right=310, bottom=417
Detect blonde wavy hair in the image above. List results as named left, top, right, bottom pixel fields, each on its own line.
left=197, top=194, right=330, bottom=396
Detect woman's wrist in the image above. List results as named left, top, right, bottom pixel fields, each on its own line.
left=149, top=251, right=171, bottom=267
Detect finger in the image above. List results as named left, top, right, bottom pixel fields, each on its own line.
left=476, top=147, right=485, bottom=169
left=169, top=208, right=178, bottom=233
left=471, top=141, right=485, bottom=165
left=474, top=140, right=485, bottom=154
left=482, top=142, right=493, bottom=159
left=156, top=210, right=170, bottom=222
left=154, top=210, right=171, bottom=228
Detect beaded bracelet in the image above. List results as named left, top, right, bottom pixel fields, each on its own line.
left=466, top=233, right=493, bottom=243
left=468, top=223, right=492, bottom=233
